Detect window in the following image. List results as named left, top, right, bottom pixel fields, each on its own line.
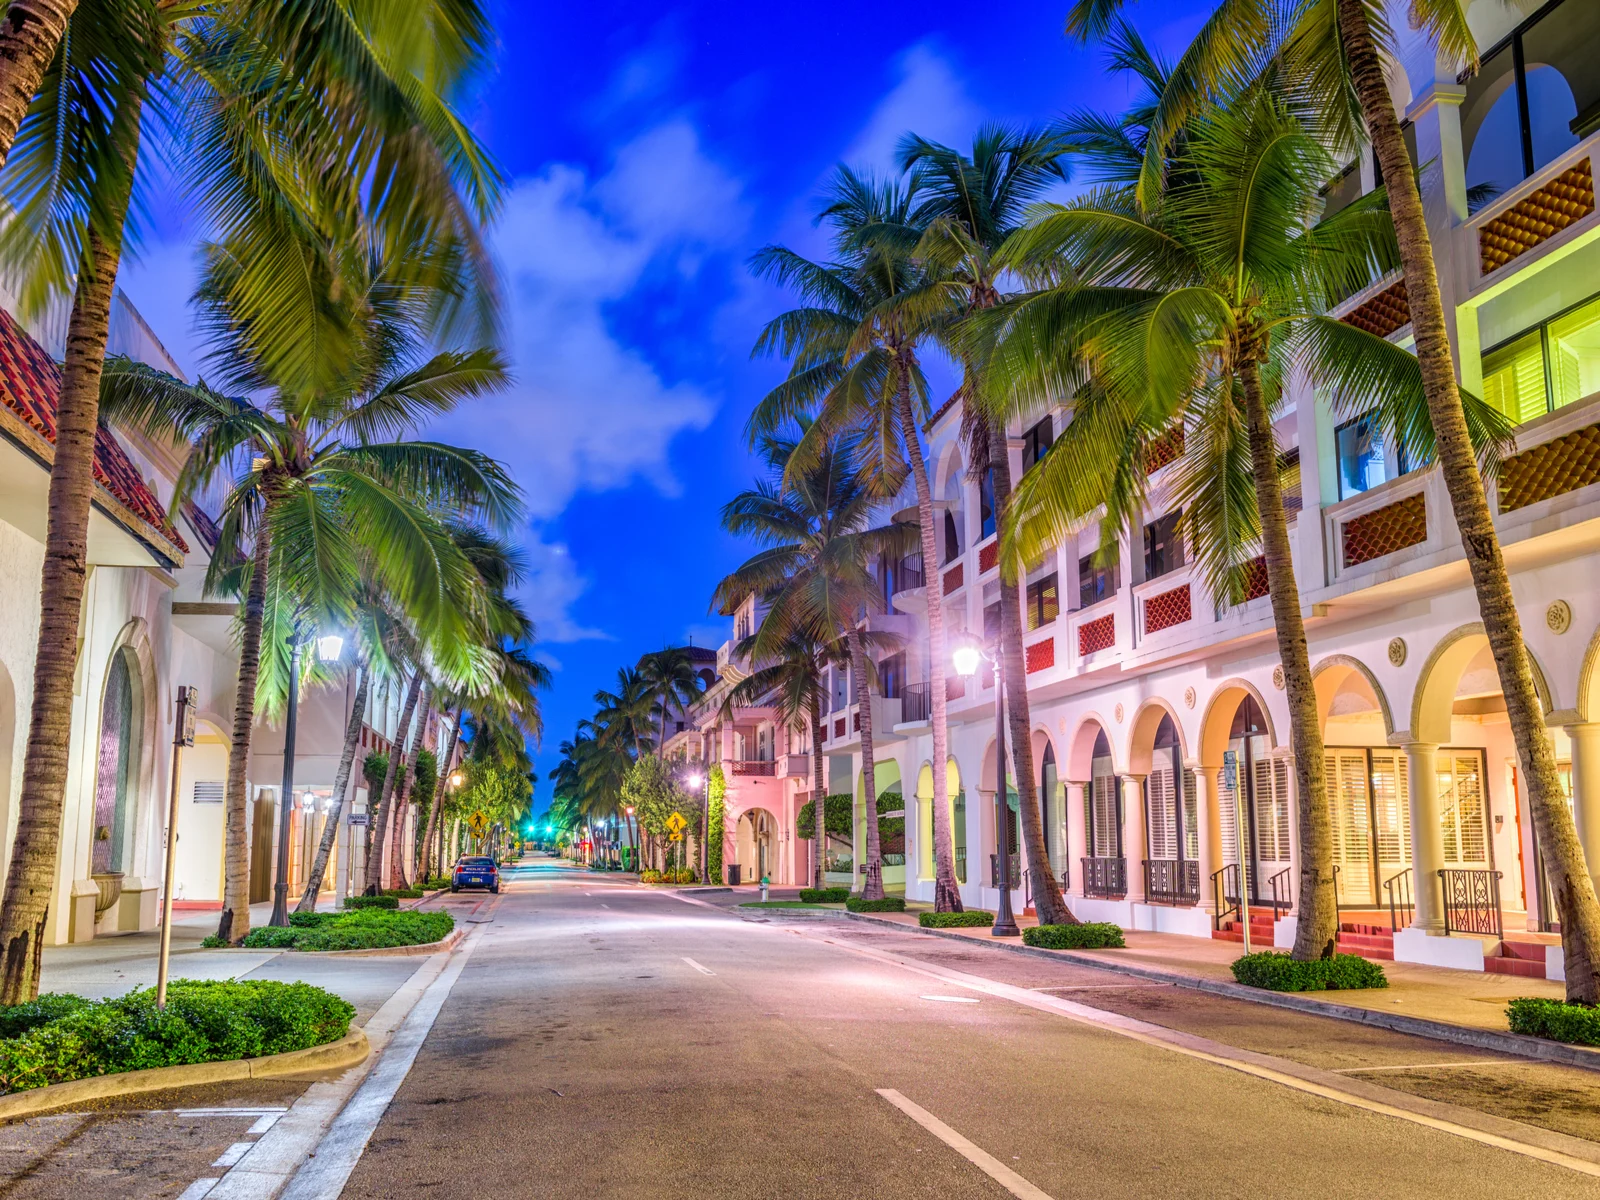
left=1021, top=417, right=1055, bottom=472
left=879, top=652, right=905, bottom=700
left=1334, top=415, right=1409, bottom=499
left=830, top=666, right=850, bottom=712
left=1025, top=573, right=1059, bottom=631
left=1079, top=548, right=1118, bottom=607
left=942, top=512, right=961, bottom=564
left=1143, top=511, right=1184, bottom=580
left=983, top=601, right=1002, bottom=645
left=1483, top=294, right=1600, bottom=425
left=979, top=469, right=996, bottom=539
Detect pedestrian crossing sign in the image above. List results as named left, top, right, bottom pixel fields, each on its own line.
left=666, top=812, right=688, bottom=835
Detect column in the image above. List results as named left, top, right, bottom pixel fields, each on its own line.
left=1065, top=782, right=1087, bottom=896
left=1404, top=742, right=1446, bottom=934
left=1191, top=765, right=1219, bottom=912
left=1568, top=723, right=1600, bottom=891
left=1122, top=775, right=1147, bottom=903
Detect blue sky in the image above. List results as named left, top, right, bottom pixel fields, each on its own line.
left=118, top=0, right=1207, bottom=812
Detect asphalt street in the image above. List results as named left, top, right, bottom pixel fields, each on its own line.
left=337, top=859, right=1600, bottom=1199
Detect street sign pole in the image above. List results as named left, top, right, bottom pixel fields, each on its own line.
left=158, top=686, right=197, bottom=1009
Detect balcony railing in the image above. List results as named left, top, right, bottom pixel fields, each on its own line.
left=990, top=853, right=1021, bottom=890
left=1143, top=858, right=1200, bottom=906
left=900, top=683, right=931, bottom=724
left=1081, top=856, right=1127, bottom=899
left=730, top=759, right=775, bottom=777
left=1468, top=147, right=1595, bottom=283
left=1439, top=868, right=1503, bottom=939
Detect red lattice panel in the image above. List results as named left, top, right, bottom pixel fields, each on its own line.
left=946, top=676, right=967, bottom=702
left=1241, top=556, right=1269, bottom=602
left=1341, top=492, right=1427, bottom=566
left=1341, top=278, right=1410, bottom=339
left=1025, top=638, right=1055, bottom=674
left=1078, top=613, right=1115, bottom=656
left=1143, top=584, right=1192, bottom=634
left=1146, top=425, right=1185, bottom=474
left=853, top=712, right=860, bottom=732
left=1479, top=159, right=1594, bottom=274
left=1500, top=421, right=1600, bottom=512
left=942, top=562, right=964, bottom=593
left=833, top=717, right=846, bottom=739
left=978, top=539, right=999, bottom=574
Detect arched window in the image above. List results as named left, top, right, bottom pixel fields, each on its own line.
left=92, top=651, right=139, bottom=876
left=1087, top=729, right=1120, bottom=859
left=1041, top=743, right=1058, bottom=864
left=943, top=512, right=961, bottom=564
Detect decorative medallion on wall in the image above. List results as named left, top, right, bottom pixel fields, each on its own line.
left=1114, top=703, right=1125, bottom=723
left=1387, top=637, right=1407, bottom=667
left=1548, top=599, right=1573, bottom=635
left=1059, top=717, right=1069, bottom=734
left=1183, top=686, right=1196, bottom=709
left=1272, top=666, right=1285, bottom=691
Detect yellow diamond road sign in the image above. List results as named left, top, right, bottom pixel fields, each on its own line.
left=468, top=812, right=488, bottom=837
left=666, top=812, right=688, bottom=834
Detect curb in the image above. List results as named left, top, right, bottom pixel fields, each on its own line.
left=0, top=1028, right=370, bottom=1123
left=831, top=911, right=1600, bottom=1074
left=301, top=925, right=465, bottom=958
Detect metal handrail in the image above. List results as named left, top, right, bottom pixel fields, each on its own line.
left=1268, top=867, right=1293, bottom=922
left=1439, top=868, right=1504, bottom=940
left=1081, top=856, right=1127, bottom=899
left=1211, top=864, right=1240, bottom=931
left=1332, top=864, right=1342, bottom=934
left=1383, top=868, right=1413, bottom=931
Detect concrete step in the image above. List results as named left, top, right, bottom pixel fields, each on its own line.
left=1485, top=955, right=1545, bottom=979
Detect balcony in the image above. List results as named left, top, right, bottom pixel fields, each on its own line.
left=1324, top=471, right=1431, bottom=582
left=730, top=759, right=776, bottom=777
left=775, top=753, right=812, bottom=779
left=1081, top=856, right=1127, bottom=899
left=1465, top=137, right=1598, bottom=295
left=1071, top=596, right=1118, bottom=662
left=1135, top=571, right=1194, bottom=639
left=1493, top=393, right=1600, bottom=517
left=899, top=683, right=932, bottom=725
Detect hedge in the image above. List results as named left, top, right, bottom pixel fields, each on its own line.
left=641, top=868, right=698, bottom=884
left=1507, top=997, right=1600, bottom=1046
left=799, top=887, right=849, bottom=903
left=919, top=910, right=995, bottom=929
left=382, top=888, right=424, bottom=900
left=344, top=894, right=399, bottom=910
left=0, top=980, right=353, bottom=1094
left=1022, top=922, right=1126, bottom=950
left=845, top=896, right=905, bottom=913
left=1231, top=951, right=1388, bottom=992
left=238, top=909, right=453, bottom=952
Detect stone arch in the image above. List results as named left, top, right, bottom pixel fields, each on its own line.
left=1312, top=654, right=1395, bottom=739
left=91, top=619, right=159, bottom=880
left=1410, top=622, right=1555, bottom=745
left=1064, top=712, right=1118, bottom=780
left=1127, top=698, right=1189, bottom=776
left=1577, top=623, right=1600, bottom=722
left=1029, top=726, right=1056, bottom=782
left=1199, top=678, right=1278, bottom=771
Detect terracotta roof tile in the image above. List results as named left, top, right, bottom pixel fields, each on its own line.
left=0, top=306, right=187, bottom=555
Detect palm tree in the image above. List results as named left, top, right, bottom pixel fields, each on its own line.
left=0, top=0, right=502, bottom=999
left=0, top=0, right=79, bottom=175
left=988, top=83, right=1510, bottom=960
left=638, top=648, right=705, bottom=757
left=898, top=124, right=1078, bottom=926
left=714, top=425, right=911, bottom=899
left=747, top=169, right=966, bottom=911
left=1068, top=0, right=1600, bottom=1001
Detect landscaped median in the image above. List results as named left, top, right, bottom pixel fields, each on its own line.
left=203, top=907, right=455, bottom=952
left=0, top=980, right=362, bottom=1116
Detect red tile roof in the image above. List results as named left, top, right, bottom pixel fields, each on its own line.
left=0, top=306, right=187, bottom=556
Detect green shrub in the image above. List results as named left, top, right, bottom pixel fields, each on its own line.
left=798, top=887, right=850, bottom=904
left=919, top=910, right=995, bottom=928
left=381, top=888, right=424, bottom=900
left=200, top=935, right=228, bottom=949
left=845, top=896, right=905, bottom=913
left=239, top=909, right=453, bottom=952
left=1231, top=951, right=1388, bottom=992
left=1022, top=922, right=1126, bottom=949
left=344, top=895, right=399, bottom=910
left=239, top=927, right=299, bottom=949
left=0, top=994, right=90, bottom=1040
left=0, top=979, right=353, bottom=1094
left=1507, top=997, right=1600, bottom=1046
left=288, top=911, right=332, bottom=928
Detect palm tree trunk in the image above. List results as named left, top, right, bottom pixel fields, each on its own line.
left=366, top=671, right=421, bottom=891
left=295, top=666, right=368, bottom=914
left=1336, top=0, right=1600, bottom=1003
left=896, top=380, right=962, bottom=912
left=391, top=688, right=432, bottom=889
left=421, top=708, right=459, bottom=882
left=986, top=420, right=1074, bottom=925
left=1239, top=358, right=1336, bottom=960
left=0, top=1, right=76, bottom=174
left=0, top=185, right=139, bottom=996
left=849, top=626, right=884, bottom=900
left=809, top=680, right=827, bottom=888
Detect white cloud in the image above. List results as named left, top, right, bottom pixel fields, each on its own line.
left=518, top=533, right=610, bottom=644
left=842, top=44, right=981, bottom=176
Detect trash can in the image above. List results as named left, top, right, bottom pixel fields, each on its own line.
left=728, top=864, right=742, bottom=886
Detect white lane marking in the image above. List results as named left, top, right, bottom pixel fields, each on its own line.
left=1332, top=1061, right=1516, bottom=1074
left=177, top=1180, right=219, bottom=1200
left=920, top=995, right=979, bottom=1004
left=682, top=957, right=715, bottom=976
left=272, top=927, right=482, bottom=1200
left=601, top=903, right=610, bottom=909
left=876, top=1090, right=1055, bottom=1200
left=172, top=1108, right=289, bottom=1117
left=247, top=1114, right=281, bottom=1135
left=212, top=1143, right=253, bottom=1168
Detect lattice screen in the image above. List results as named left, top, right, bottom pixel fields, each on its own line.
left=1499, top=420, right=1600, bottom=512
left=1078, top=613, right=1115, bottom=655
left=1341, top=492, right=1427, bottom=566
left=1144, top=583, right=1191, bottom=634
left=1479, top=158, right=1594, bottom=275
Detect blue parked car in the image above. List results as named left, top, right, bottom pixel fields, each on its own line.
left=451, top=855, right=500, bottom=894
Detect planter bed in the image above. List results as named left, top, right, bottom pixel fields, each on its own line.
left=207, top=909, right=454, bottom=952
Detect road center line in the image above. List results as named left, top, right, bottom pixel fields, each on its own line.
left=682, top=956, right=715, bottom=975
left=876, top=1089, right=1056, bottom=1200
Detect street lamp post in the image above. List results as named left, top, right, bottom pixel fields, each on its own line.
left=953, top=634, right=1020, bottom=937
left=687, top=771, right=705, bottom=882
left=269, top=625, right=342, bottom=927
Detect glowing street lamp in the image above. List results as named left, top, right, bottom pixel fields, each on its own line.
left=315, top=633, right=345, bottom=663
left=953, top=631, right=1020, bottom=938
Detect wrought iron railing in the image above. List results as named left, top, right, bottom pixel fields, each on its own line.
left=1143, top=859, right=1200, bottom=906
left=991, top=853, right=1021, bottom=889
left=955, top=849, right=967, bottom=884
left=730, top=759, right=775, bottom=776
left=1081, top=856, right=1127, bottom=899
left=1268, top=867, right=1293, bottom=922
left=1211, top=864, right=1241, bottom=931
left=900, top=683, right=931, bottom=724
left=1383, top=868, right=1413, bottom=931
left=1439, top=868, right=1503, bottom=939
